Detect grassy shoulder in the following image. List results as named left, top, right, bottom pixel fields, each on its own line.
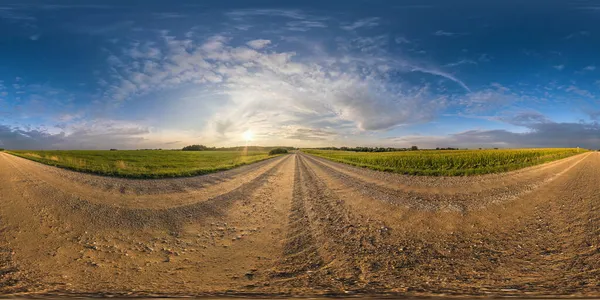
left=302, top=148, right=587, bottom=176
left=7, top=149, right=282, bottom=179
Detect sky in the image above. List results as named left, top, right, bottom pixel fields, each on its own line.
left=0, top=0, right=599, bottom=150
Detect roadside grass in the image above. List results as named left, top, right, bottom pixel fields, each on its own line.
left=302, top=148, right=587, bottom=176
left=7, top=150, right=279, bottom=178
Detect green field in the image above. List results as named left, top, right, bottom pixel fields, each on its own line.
left=7, top=149, right=279, bottom=178
left=303, top=148, right=586, bottom=176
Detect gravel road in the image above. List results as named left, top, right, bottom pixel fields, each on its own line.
left=0, top=151, right=598, bottom=297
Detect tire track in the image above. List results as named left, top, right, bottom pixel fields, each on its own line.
left=6, top=154, right=293, bottom=231
left=1, top=153, right=289, bottom=209
left=302, top=151, right=590, bottom=211
left=2, top=151, right=600, bottom=297
left=267, top=155, right=324, bottom=284
left=0, top=153, right=297, bottom=295
left=266, top=154, right=403, bottom=293
left=298, top=151, right=600, bottom=296
left=304, top=151, right=589, bottom=191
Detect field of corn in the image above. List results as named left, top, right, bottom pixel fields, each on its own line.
left=7, top=149, right=277, bottom=178
left=302, top=148, right=587, bottom=176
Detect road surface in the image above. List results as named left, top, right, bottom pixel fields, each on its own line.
left=0, top=151, right=598, bottom=297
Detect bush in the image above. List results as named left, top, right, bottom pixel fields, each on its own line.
left=182, top=144, right=209, bottom=151
left=268, top=148, right=288, bottom=155
left=0, top=148, right=4, bottom=151
left=110, top=149, right=118, bottom=151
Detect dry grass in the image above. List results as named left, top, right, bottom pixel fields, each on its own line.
left=115, top=160, right=127, bottom=169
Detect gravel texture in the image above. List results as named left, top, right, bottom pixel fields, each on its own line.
left=0, top=151, right=598, bottom=297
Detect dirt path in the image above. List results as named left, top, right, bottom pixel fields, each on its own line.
left=0, top=151, right=598, bottom=297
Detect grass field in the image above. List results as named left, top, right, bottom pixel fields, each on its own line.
left=303, top=148, right=586, bottom=176
left=7, top=149, right=279, bottom=178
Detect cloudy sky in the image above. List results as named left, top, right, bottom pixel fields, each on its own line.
left=1, top=0, right=599, bottom=149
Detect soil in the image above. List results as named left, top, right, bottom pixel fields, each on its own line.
left=0, top=151, right=598, bottom=297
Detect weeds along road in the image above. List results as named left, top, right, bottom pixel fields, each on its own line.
left=0, top=151, right=598, bottom=297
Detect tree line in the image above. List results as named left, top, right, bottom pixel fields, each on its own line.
left=314, top=146, right=466, bottom=152
left=182, top=145, right=295, bottom=151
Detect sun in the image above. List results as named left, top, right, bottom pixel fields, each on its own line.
left=243, top=130, right=253, bottom=142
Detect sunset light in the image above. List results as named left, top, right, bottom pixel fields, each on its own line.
left=243, top=130, right=254, bottom=142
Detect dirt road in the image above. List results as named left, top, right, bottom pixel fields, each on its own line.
left=0, top=151, right=598, bottom=297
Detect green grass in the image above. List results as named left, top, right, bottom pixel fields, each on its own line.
left=303, top=148, right=587, bottom=176
left=7, top=149, right=280, bottom=178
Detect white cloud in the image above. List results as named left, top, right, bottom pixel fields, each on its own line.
left=566, top=85, right=594, bottom=98
left=445, top=59, right=477, bottom=67
left=286, top=20, right=327, bottom=31
left=341, top=17, right=379, bottom=31
left=246, top=39, right=271, bottom=49
left=434, top=30, right=463, bottom=37
left=410, top=66, right=471, bottom=92
left=394, top=36, right=411, bottom=44
left=553, top=64, right=565, bottom=70
left=96, top=33, right=476, bottom=146
left=583, top=65, right=596, bottom=71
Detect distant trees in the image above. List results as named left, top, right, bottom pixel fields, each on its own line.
left=315, top=146, right=421, bottom=152
left=109, top=149, right=118, bottom=151
left=436, top=147, right=460, bottom=150
left=268, top=148, right=289, bottom=155
left=182, top=144, right=211, bottom=151
left=0, top=148, right=4, bottom=151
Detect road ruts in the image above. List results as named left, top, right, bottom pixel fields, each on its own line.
left=263, top=155, right=325, bottom=289
left=0, top=153, right=296, bottom=295
left=263, top=154, right=409, bottom=295
left=0, top=151, right=599, bottom=297
left=301, top=151, right=591, bottom=211
left=296, top=151, right=600, bottom=296
left=0, top=152, right=290, bottom=209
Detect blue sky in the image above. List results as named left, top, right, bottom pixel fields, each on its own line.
left=0, top=0, right=599, bottom=149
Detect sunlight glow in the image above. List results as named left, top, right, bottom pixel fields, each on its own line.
left=243, top=130, right=253, bottom=142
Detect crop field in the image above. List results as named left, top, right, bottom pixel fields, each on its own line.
left=6, top=149, right=275, bottom=178
left=302, top=148, right=586, bottom=176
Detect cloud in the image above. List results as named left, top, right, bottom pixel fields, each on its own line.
left=583, top=65, right=596, bottom=71
left=394, top=36, right=411, bottom=44
left=565, top=85, right=594, bottom=98
left=388, top=116, right=600, bottom=149
left=564, top=31, right=590, bottom=39
left=29, top=34, right=41, bottom=41
left=454, top=84, right=516, bottom=113
left=410, top=66, right=471, bottom=92
left=246, top=39, right=271, bottom=49
left=97, top=32, right=472, bottom=143
left=445, top=59, right=477, bottom=67
left=153, top=12, right=186, bottom=19
left=0, top=119, right=187, bottom=150
left=286, top=20, right=327, bottom=31
left=449, top=121, right=600, bottom=149
left=496, top=111, right=551, bottom=126
left=434, top=30, right=464, bottom=37
left=226, top=9, right=306, bottom=20
left=284, top=127, right=337, bottom=141
left=341, top=17, right=380, bottom=31
left=553, top=64, right=565, bottom=70
left=215, top=119, right=233, bottom=135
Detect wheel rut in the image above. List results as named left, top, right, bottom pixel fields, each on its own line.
left=301, top=151, right=590, bottom=211
left=1, top=151, right=599, bottom=297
